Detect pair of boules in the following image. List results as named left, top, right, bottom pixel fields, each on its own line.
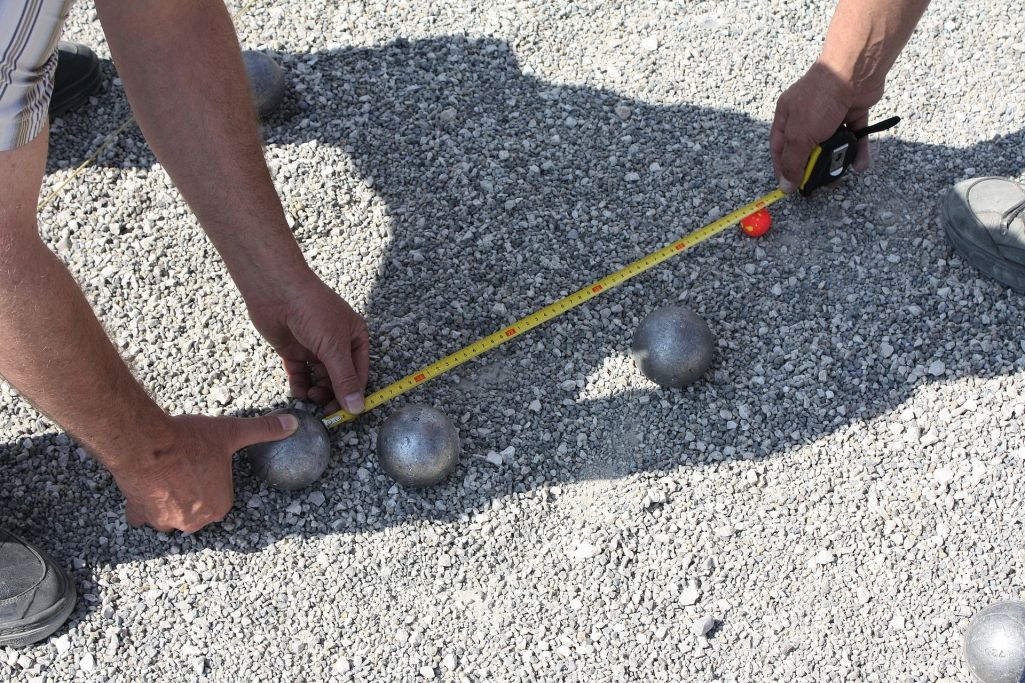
left=248, top=405, right=459, bottom=490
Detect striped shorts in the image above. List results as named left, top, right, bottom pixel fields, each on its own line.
left=0, top=0, right=74, bottom=151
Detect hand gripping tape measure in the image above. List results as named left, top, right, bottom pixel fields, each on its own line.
left=322, top=116, right=901, bottom=428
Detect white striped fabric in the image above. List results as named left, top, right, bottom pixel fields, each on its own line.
left=0, top=0, right=74, bottom=150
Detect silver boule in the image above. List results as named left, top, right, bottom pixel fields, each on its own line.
left=630, top=305, right=715, bottom=388
left=248, top=409, right=331, bottom=490
left=377, top=405, right=459, bottom=488
left=241, top=50, right=285, bottom=119
left=964, top=601, right=1025, bottom=683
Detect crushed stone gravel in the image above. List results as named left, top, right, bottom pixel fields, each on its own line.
left=1, top=0, right=1022, bottom=681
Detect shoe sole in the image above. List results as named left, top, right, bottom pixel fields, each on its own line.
left=48, top=62, right=103, bottom=121
left=0, top=572, right=76, bottom=648
left=941, top=190, right=1025, bottom=294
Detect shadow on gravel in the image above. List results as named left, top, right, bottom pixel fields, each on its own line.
left=15, top=35, right=1025, bottom=584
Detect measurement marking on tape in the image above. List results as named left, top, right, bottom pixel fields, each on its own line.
left=322, top=189, right=786, bottom=429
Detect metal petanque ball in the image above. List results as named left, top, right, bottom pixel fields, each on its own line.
left=241, top=50, right=285, bottom=119
left=377, top=405, right=460, bottom=488
left=247, top=409, right=331, bottom=490
left=630, top=305, right=715, bottom=388
left=964, top=601, right=1025, bottom=683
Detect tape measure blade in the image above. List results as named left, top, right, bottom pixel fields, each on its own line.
left=321, top=189, right=785, bottom=426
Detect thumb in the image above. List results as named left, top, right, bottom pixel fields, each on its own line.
left=226, top=411, right=300, bottom=452
left=780, top=132, right=816, bottom=195
left=770, top=96, right=789, bottom=186
left=852, top=136, right=871, bottom=173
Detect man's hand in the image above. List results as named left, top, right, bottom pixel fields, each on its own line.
left=113, top=412, right=299, bottom=533
left=246, top=270, right=370, bottom=415
left=771, top=0, right=930, bottom=193
left=771, top=62, right=884, bottom=193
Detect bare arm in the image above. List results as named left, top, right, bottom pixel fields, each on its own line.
left=0, top=130, right=171, bottom=467
left=94, top=0, right=369, bottom=414
left=0, top=130, right=298, bottom=533
left=818, top=0, right=931, bottom=93
left=771, top=0, right=931, bottom=191
left=92, top=0, right=304, bottom=297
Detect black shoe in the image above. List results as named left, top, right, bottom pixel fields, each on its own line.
left=0, top=529, right=76, bottom=647
left=942, top=177, right=1025, bottom=293
left=49, top=41, right=102, bottom=120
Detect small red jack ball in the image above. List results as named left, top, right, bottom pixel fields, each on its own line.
left=740, top=208, right=772, bottom=237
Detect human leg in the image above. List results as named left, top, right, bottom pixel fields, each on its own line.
left=0, top=2, right=81, bottom=646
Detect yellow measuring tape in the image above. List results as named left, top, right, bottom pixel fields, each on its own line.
left=322, top=188, right=786, bottom=428
left=33, top=5, right=812, bottom=431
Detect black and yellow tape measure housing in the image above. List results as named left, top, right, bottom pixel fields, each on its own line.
left=799, top=116, right=901, bottom=196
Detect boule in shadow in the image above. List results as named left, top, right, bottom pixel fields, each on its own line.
left=631, top=305, right=715, bottom=388
left=248, top=409, right=331, bottom=490
left=241, top=50, right=286, bottom=119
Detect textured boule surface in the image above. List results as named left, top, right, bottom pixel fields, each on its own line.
left=377, top=405, right=460, bottom=488
left=631, top=305, right=715, bottom=388
left=247, top=409, right=331, bottom=490
left=963, top=601, right=1025, bottom=683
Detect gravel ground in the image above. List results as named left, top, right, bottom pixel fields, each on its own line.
left=3, top=0, right=1024, bottom=681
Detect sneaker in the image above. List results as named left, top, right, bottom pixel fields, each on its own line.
left=941, top=177, right=1025, bottom=293
left=49, top=41, right=102, bottom=120
left=0, top=529, right=76, bottom=647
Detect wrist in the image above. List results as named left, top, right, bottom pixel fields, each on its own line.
left=803, top=60, right=857, bottom=105
left=224, top=229, right=313, bottom=302
left=816, top=4, right=881, bottom=93
left=98, top=409, right=177, bottom=480
left=237, top=259, right=320, bottom=310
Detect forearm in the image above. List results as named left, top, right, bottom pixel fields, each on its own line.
left=0, top=135, right=171, bottom=472
left=818, top=0, right=931, bottom=90
left=0, top=243, right=172, bottom=464
left=94, top=0, right=310, bottom=301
